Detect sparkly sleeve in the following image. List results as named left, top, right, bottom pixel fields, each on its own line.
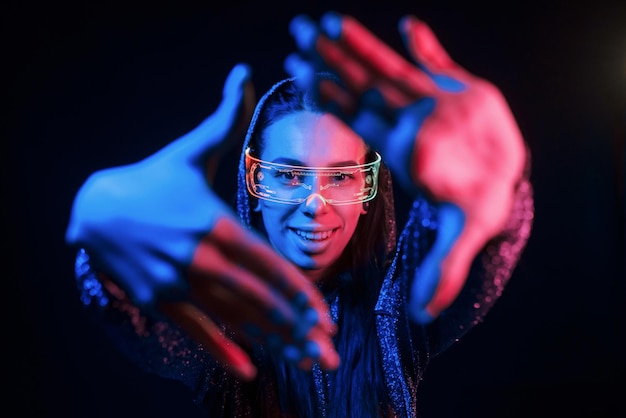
left=395, top=171, right=534, bottom=358
left=73, top=248, right=220, bottom=403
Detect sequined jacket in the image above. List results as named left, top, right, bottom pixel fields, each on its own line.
left=75, top=177, right=532, bottom=417
left=74, top=76, right=534, bottom=417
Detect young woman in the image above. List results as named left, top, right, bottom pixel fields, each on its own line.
left=66, top=13, right=533, bottom=417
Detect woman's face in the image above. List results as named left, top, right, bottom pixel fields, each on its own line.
left=258, top=111, right=368, bottom=282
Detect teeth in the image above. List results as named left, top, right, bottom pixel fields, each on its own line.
left=293, top=229, right=334, bottom=241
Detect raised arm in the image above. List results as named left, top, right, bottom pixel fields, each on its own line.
left=65, top=64, right=338, bottom=381
left=285, top=12, right=530, bottom=323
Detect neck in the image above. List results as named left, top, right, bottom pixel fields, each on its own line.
left=301, top=267, right=329, bottom=284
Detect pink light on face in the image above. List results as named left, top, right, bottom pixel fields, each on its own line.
left=258, top=111, right=369, bottom=282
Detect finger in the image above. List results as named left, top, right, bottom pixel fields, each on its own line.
left=425, top=202, right=510, bottom=319
left=289, top=15, right=373, bottom=95
left=290, top=14, right=421, bottom=110
left=398, top=16, right=466, bottom=93
left=189, top=265, right=304, bottom=344
left=275, top=321, right=340, bottom=371
left=290, top=13, right=373, bottom=85
left=200, top=218, right=340, bottom=367
left=408, top=202, right=465, bottom=324
left=160, top=301, right=257, bottom=381
left=319, top=12, right=436, bottom=96
left=287, top=15, right=350, bottom=109
left=315, top=37, right=372, bottom=93
left=423, top=251, right=471, bottom=321
left=318, top=77, right=356, bottom=117
left=350, top=98, right=435, bottom=195
left=244, top=301, right=339, bottom=370
left=289, top=14, right=321, bottom=55
left=89, top=245, right=184, bottom=316
left=284, top=52, right=363, bottom=118
left=303, top=325, right=340, bottom=370
left=283, top=52, right=319, bottom=103
left=398, top=16, right=459, bottom=74
left=195, top=286, right=315, bottom=355
left=191, top=233, right=300, bottom=333
left=197, top=63, right=255, bottom=156
left=207, top=217, right=337, bottom=335
left=316, top=27, right=413, bottom=107
left=189, top=261, right=339, bottom=369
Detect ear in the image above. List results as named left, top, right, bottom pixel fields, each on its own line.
left=253, top=199, right=262, bottom=212
left=360, top=201, right=369, bottom=215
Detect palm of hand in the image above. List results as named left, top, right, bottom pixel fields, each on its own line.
left=414, top=78, right=526, bottom=241
left=65, top=130, right=235, bottom=309
left=66, top=64, right=340, bottom=380
left=286, top=13, right=527, bottom=321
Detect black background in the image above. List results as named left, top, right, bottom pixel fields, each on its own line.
left=7, top=1, right=625, bottom=417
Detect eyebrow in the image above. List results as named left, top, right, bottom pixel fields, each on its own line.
left=272, top=157, right=361, bottom=167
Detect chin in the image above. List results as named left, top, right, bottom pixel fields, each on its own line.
left=294, top=259, right=334, bottom=282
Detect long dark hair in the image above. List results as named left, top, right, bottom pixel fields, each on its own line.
left=248, top=78, right=396, bottom=278
left=244, top=77, right=398, bottom=417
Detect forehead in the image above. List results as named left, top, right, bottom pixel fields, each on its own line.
left=260, top=111, right=368, bottom=165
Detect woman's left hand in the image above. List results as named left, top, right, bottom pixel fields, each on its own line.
left=285, top=12, right=527, bottom=323
left=66, top=64, right=339, bottom=380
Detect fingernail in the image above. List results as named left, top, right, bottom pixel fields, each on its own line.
left=321, top=12, right=342, bottom=40
left=289, top=15, right=317, bottom=50
left=303, top=340, right=321, bottom=359
left=293, top=308, right=318, bottom=341
left=283, top=54, right=314, bottom=86
left=231, top=63, right=251, bottom=82
left=283, top=344, right=303, bottom=363
left=289, top=15, right=308, bottom=36
left=303, top=307, right=319, bottom=325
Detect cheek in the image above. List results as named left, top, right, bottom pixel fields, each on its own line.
left=259, top=203, right=291, bottom=235
left=339, top=206, right=365, bottom=234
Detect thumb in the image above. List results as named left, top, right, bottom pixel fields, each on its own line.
left=408, top=202, right=465, bottom=324
left=159, top=63, right=254, bottom=165
left=215, top=62, right=255, bottom=133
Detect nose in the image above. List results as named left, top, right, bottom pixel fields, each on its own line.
left=302, top=193, right=328, bottom=216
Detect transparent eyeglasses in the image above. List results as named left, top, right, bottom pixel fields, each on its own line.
left=245, top=147, right=381, bottom=205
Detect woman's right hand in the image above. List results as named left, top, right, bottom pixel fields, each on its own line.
left=65, top=63, right=339, bottom=381
left=285, top=13, right=527, bottom=324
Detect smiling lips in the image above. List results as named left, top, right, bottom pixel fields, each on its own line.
left=291, top=228, right=338, bottom=242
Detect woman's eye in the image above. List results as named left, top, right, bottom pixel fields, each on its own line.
left=277, top=171, right=301, bottom=183
left=333, top=173, right=354, bottom=182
